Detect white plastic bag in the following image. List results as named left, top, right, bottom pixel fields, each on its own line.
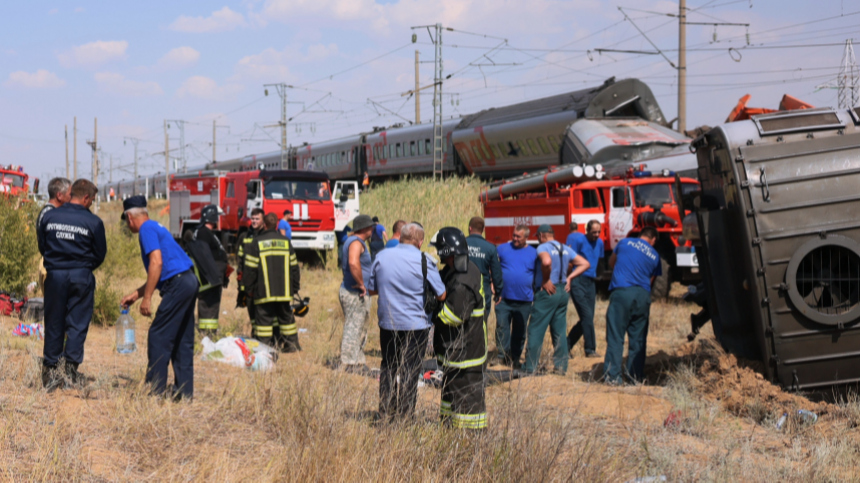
left=201, top=336, right=276, bottom=371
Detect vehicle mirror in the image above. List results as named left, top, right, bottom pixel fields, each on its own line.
left=33, top=178, right=40, bottom=194
left=246, top=190, right=255, bottom=200
left=339, top=194, right=348, bottom=203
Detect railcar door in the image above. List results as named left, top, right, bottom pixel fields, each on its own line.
left=607, top=186, right=633, bottom=249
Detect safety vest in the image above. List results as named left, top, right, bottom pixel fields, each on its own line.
left=243, top=229, right=300, bottom=304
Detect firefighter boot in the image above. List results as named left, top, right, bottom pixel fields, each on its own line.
left=41, top=365, right=63, bottom=392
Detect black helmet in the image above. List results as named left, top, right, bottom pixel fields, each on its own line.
left=201, top=204, right=222, bottom=225
left=291, top=296, right=310, bottom=318
left=431, top=227, right=468, bottom=258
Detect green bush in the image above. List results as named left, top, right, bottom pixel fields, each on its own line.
left=92, top=276, right=121, bottom=326
left=0, top=198, right=39, bottom=294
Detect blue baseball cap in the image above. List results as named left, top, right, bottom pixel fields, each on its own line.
left=121, top=195, right=147, bottom=220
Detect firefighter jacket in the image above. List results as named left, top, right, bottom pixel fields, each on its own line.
left=237, top=227, right=262, bottom=291
left=243, top=229, right=300, bottom=304
left=185, top=238, right=222, bottom=293
left=433, top=260, right=486, bottom=369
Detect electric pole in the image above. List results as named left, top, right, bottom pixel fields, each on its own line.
left=124, top=137, right=140, bottom=182
left=73, top=116, right=77, bottom=180
left=166, top=120, right=187, bottom=173
left=415, top=50, right=421, bottom=124
left=65, top=124, right=69, bottom=179
left=678, top=0, right=687, bottom=133
left=264, top=83, right=289, bottom=169
left=164, top=120, right=170, bottom=202
left=109, top=155, right=113, bottom=183
left=86, top=118, right=99, bottom=211
left=212, top=121, right=229, bottom=164
left=411, top=24, right=445, bottom=179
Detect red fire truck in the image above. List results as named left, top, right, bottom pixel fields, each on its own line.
left=169, top=169, right=359, bottom=251
left=0, top=165, right=35, bottom=198
left=480, top=165, right=699, bottom=297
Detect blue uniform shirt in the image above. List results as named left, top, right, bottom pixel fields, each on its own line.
left=497, top=242, right=538, bottom=302
left=385, top=238, right=399, bottom=249
left=341, top=235, right=371, bottom=293
left=367, top=244, right=445, bottom=331
left=534, top=240, right=578, bottom=290
left=609, top=237, right=662, bottom=292
left=138, top=220, right=194, bottom=289
left=568, top=234, right=604, bottom=279
left=278, top=219, right=292, bottom=239
left=39, top=203, right=107, bottom=271
left=372, top=224, right=386, bottom=242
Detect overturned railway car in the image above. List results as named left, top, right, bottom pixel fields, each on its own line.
left=690, top=107, right=860, bottom=389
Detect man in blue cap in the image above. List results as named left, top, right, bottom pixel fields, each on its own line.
left=38, top=178, right=106, bottom=390
left=120, top=195, right=198, bottom=400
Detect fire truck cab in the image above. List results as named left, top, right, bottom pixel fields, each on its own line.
left=170, top=169, right=359, bottom=252
left=0, top=165, right=34, bottom=197
left=481, top=166, right=699, bottom=297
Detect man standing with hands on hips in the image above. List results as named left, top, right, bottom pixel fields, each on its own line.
left=120, top=196, right=199, bottom=400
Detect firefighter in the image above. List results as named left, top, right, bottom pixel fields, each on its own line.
left=603, top=227, right=662, bottom=384
left=193, top=205, right=228, bottom=337
left=237, top=208, right=265, bottom=327
left=431, top=227, right=487, bottom=430
left=243, top=213, right=301, bottom=352
left=36, top=177, right=71, bottom=290
left=522, top=225, right=589, bottom=376
left=38, top=179, right=106, bottom=390
left=465, top=216, right=503, bottom=328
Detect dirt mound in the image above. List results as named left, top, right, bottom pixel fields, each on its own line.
left=682, top=339, right=834, bottom=420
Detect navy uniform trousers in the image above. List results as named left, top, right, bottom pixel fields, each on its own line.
left=147, top=270, right=198, bottom=399
left=566, top=276, right=598, bottom=355
left=43, top=268, right=95, bottom=367
left=604, top=286, right=651, bottom=384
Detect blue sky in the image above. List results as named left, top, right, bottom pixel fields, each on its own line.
left=1, top=0, right=857, bottom=184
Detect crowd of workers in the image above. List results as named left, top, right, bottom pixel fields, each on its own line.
left=33, top=175, right=663, bottom=427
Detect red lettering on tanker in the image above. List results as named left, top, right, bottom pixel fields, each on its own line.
left=513, top=216, right=533, bottom=226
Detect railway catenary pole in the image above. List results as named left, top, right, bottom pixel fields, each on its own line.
left=211, top=121, right=229, bottom=164
left=264, top=83, right=289, bottom=169
left=415, top=50, right=421, bottom=124
left=73, top=116, right=77, bottom=181
left=678, top=0, right=687, bottom=133
left=164, top=120, right=170, bottom=202
left=65, top=125, right=69, bottom=179
left=432, top=23, right=443, bottom=180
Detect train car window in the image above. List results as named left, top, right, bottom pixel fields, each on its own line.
left=425, top=139, right=431, bottom=154
left=547, top=135, right=560, bottom=152
left=517, top=140, right=531, bottom=156
left=490, top=144, right=502, bottom=159
left=384, top=145, right=389, bottom=159
left=498, top=143, right=511, bottom=157
left=341, top=151, right=346, bottom=164
left=537, top=137, right=551, bottom=155
left=408, top=141, right=414, bottom=156
left=396, top=143, right=402, bottom=157
left=527, top=139, right=541, bottom=156
left=417, top=140, right=424, bottom=155
left=471, top=146, right=484, bottom=161
left=373, top=146, right=379, bottom=160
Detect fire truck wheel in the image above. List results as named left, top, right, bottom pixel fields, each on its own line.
left=651, top=257, right=671, bottom=301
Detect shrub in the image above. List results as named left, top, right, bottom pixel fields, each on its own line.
left=0, top=197, right=39, bottom=294
left=92, top=276, right=121, bottom=326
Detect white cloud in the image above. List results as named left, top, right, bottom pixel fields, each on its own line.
left=169, top=6, right=247, bottom=33
left=74, top=6, right=84, bottom=13
left=94, top=72, right=162, bottom=97
left=58, top=40, right=128, bottom=68
left=157, top=46, right=201, bottom=69
left=48, top=8, right=58, bottom=14
left=232, top=43, right=337, bottom=82
left=5, top=69, right=65, bottom=89
left=176, top=76, right=243, bottom=101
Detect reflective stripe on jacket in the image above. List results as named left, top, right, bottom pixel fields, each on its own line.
left=433, top=260, right=487, bottom=369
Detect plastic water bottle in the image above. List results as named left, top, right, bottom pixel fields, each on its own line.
left=116, top=308, right=136, bottom=354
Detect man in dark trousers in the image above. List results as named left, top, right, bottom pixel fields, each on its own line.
left=121, top=196, right=198, bottom=400
left=465, top=216, right=503, bottom=328
left=432, top=227, right=487, bottom=430
left=522, top=225, right=589, bottom=376
left=38, top=179, right=106, bottom=390
left=604, top=227, right=662, bottom=384
left=368, top=223, right=446, bottom=421
left=494, top=224, right=536, bottom=366
left=566, top=220, right=605, bottom=357
left=237, top=208, right=265, bottom=327
left=193, top=204, right=228, bottom=337
left=243, top=213, right=301, bottom=352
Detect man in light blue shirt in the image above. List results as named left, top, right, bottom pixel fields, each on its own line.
left=368, top=223, right=446, bottom=421
left=566, top=220, right=605, bottom=358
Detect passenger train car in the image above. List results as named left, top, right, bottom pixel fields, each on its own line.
left=102, top=77, right=674, bottom=201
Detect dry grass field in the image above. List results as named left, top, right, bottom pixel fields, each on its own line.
left=0, top=178, right=858, bottom=481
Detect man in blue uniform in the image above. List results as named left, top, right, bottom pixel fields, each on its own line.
left=120, top=196, right=198, bottom=400
left=494, top=224, right=536, bottom=366
left=566, top=220, right=605, bottom=357
left=384, top=220, right=406, bottom=249
left=522, top=225, right=589, bottom=375
left=369, top=216, right=387, bottom=261
left=36, top=177, right=72, bottom=290
left=604, top=227, right=662, bottom=384
left=38, top=179, right=106, bottom=390
left=465, top=217, right=503, bottom=327
left=278, top=209, right=292, bottom=239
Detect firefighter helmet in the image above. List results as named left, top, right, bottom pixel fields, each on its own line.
left=201, top=204, right=223, bottom=225
left=431, top=227, right=470, bottom=272
left=291, top=296, right=310, bottom=318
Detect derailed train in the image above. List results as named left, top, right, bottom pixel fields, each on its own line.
left=102, top=77, right=696, bottom=201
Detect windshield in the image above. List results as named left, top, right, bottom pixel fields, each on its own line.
left=1, top=174, right=24, bottom=188
left=264, top=179, right=329, bottom=201
left=633, top=184, right=672, bottom=208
